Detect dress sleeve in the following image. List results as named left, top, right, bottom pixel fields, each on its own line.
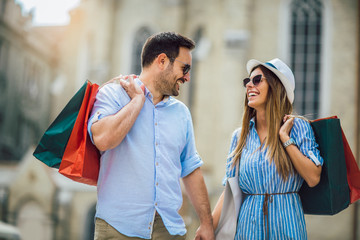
left=290, top=118, right=324, bottom=166
left=222, top=128, right=241, bottom=186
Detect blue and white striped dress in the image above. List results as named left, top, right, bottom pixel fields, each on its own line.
left=224, top=118, right=323, bottom=240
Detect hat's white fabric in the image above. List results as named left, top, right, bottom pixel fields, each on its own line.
left=246, top=58, right=295, bottom=103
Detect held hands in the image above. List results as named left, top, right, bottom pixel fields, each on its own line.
left=194, top=223, right=215, bottom=240
left=279, top=115, right=295, bottom=143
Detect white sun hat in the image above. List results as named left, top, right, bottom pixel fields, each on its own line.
left=246, top=58, right=295, bottom=103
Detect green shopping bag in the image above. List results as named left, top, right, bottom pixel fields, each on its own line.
left=299, top=117, right=350, bottom=215
left=33, top=81, right=92, bottom=168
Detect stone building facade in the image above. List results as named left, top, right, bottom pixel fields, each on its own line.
left=0, top=0, right=359, bottom=239
left=0, top=0, right=58, bottom=160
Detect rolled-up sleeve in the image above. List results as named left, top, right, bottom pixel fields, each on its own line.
left=180, top=111, right=203, bottom=178
left=87, top=83, right=128, bottom=143
left=291, top=118, right=324, bottom=166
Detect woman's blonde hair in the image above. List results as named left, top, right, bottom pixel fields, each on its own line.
left=231, top=65, right=294, bottom=180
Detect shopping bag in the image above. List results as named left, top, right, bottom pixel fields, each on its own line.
left=340, top=125, right=360, bottom=203
left=299, top=116, right=350, bottom=215
left=58, top=81, right=100, bottom=185
left=215, top=162, right=244, bottom=240
left=33, top=81, right=100, bottom=185
left=33, top=81, right=90, bottom=168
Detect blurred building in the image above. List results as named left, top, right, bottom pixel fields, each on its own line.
left=0, top=0, right=359, bottom=239
left=0, top=0, right=57, bottom=160
left=0, top=1, right=98, bottom=240
left=1, top=148, right=97, bottom=240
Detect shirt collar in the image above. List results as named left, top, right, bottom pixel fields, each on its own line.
left=135, top=78, right=172, bottom=106
left=250, top=117, right=256, bottom=128
left=135, top=78, right=150, bottom=97
left=162, top=96, right=170, bottom=103
left=155, top=96, right=172, bottom=107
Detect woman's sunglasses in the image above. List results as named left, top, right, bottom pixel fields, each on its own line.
left=243, top=74, right=263, bottom=87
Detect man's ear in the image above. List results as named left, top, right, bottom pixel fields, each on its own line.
left=155, top=53, right=170, bottom=70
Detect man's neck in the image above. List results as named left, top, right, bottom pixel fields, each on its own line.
left=139, top=71, right=164, bottom=105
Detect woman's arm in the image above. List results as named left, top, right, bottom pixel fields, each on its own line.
left=212, top=190, right=225, bottom=230
left=279, top=116, right=322, bottom=187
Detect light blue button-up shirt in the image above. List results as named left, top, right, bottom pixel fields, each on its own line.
left=87, top=79, right=203, bottom=239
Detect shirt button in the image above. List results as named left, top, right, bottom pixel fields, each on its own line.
left=155, top=203, right=158, bottom=206
left=155, top=123, right=157, bottom=126
left=156, top=182, right=159, bottom=186
left=156, top=162, right=159, bottom=166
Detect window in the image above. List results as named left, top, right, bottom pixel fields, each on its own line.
left=0, top=38, right=8, bottom=160
left=23, top=59, right=41, bottom=103
left=188, top=28, right=203, bottom=111
left=16, top=201, right=53, bottom=240
left=290, top=0, right=323, bottom=118
left=131, top=27, right=152, bottom=75
left=0, top=38, right=7, bottom=99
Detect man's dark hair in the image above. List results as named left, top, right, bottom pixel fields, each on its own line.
left=141, top=32, right=195, bottom=68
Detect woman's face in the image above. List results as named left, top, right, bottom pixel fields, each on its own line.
left=245, top=67, right=269, bottom=111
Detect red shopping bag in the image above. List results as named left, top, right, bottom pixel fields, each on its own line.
left=341, top=128, right=360, bottom=203
left=59, top=81, right=100, bottom=186
left=314, top=116, right=360, bottom=204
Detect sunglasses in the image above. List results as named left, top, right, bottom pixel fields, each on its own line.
left=173, top=58, right=191, bottom=75
left=243, top=74, right=263, bottom=87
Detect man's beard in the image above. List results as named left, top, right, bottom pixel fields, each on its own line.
left=155, top=66, right=181, bottom=97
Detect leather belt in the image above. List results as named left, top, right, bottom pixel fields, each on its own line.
left=248, top=192, right=298, bottom=240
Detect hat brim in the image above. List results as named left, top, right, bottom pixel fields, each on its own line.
left=246, top=59, right=294, bottom=103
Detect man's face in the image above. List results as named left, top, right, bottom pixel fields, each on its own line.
left=155, top=47, right=192, bottom=96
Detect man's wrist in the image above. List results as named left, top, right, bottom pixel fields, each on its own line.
left=199, top=217, right=214, bottom=228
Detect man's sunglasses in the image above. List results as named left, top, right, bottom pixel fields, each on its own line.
left=172, top=58, right=191, bottom=75
left=243, top=74, right=263, bottom=87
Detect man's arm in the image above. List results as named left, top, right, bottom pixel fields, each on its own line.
left=182, top=168, right=215, bottom=240
left=91, top=76, right=145, bottom=151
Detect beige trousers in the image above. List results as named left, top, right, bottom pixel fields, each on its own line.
left=94, top=213, right=186, bottom=240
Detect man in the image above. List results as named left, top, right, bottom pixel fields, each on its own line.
left=88, top=32, right=214, bottom=240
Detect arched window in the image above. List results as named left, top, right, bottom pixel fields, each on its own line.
left=0, top=38, right=7, bottom=100
left=16, top=201, right=53, bottom=240
left=188, top=28, right=203, bottom=111
left=0, top=38, right=7, bottom=158
left=290, top=0, right=323, bottom=118
left=131, top=27, right=152, bottom=75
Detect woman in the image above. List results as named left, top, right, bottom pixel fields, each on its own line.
left=212, top=58, right=323, bottom=239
